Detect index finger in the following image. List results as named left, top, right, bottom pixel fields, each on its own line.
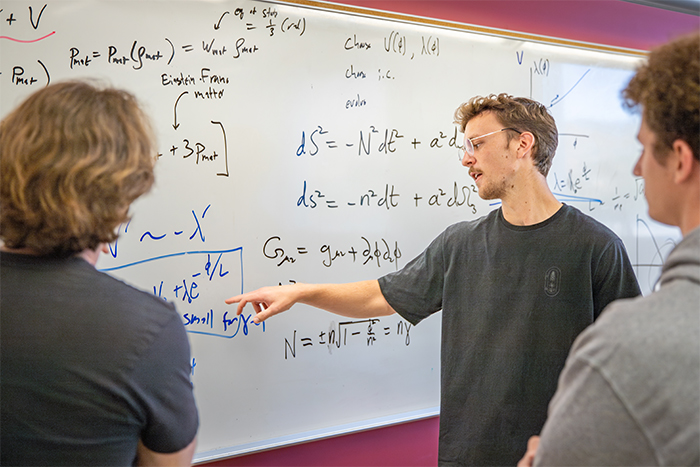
left=224, top=295, right=242, bottom=305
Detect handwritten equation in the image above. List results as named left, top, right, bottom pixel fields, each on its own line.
left=97, top=204, right=246, bottom=339
left=296, top=125, right=462, bottom=157
left=263, top=235, right=403, bottom=270
left=297, top=180, right=480, bottom=213
left=284, top=318, right=413, bottom=359
left=100, top=247, right=246, bottom=339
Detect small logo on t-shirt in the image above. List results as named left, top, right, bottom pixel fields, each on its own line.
left=544, top=267, right=561, bottom=297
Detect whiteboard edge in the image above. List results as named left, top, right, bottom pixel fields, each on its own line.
left=264, top=0, right=649, bottom=57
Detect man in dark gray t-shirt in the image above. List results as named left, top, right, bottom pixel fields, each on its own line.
left=227, top=94, right=640, bottom=466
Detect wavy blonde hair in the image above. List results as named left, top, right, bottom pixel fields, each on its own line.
left=0, top=80, right=156, bottom=256
left=454, top=93, right=558, bottom=176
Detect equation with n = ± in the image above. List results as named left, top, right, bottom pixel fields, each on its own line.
left=284, top=318, right=413, bottom=359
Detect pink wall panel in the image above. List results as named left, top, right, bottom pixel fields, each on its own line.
left=203, top=417, right=439, bottom=467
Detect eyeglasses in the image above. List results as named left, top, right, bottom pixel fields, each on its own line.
left=458, top=127, right=521, bottom=157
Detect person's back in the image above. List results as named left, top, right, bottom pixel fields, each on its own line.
left=0, top=80, right=198, bottom=465
left=1, top=253, right=197, bottom=465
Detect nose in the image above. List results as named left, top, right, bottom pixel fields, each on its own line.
left=462, top=151, right=474, bottom=167
left=633, top=153, right=642, bottom=177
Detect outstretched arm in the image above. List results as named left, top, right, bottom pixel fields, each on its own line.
left=225, top=280, right=396, bottom=323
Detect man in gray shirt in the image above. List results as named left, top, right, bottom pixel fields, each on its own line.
left=520, top=31, right=700, bottom=467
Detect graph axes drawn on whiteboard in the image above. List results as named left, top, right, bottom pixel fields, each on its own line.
left=635, top=215, right=676, bottom=269
left=98, top=247, right=242, bottom=272
left=549, top=69, right=591, bottom=108
left=212, top=120, right=230, bottom=177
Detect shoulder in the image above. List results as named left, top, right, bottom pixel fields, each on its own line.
left=557, top=205, right=621, bottom=239
left=77, top=260, right=181, bottom=332
left=441, top=208, right=500, bottom=239
left=556, top=291, right=700, bottom=464
left=573, top=291, right=699, bottom=381
left=416, top=210, right=500, bottom=260
left=88, top=261, right=176, bottom=310
left=555, top=206, right=629, bottom=261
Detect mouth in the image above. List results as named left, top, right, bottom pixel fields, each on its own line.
left=470, top=171, right=482, bottom=183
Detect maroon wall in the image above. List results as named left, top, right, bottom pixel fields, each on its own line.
left=200, top=1, right=697, bottom=465
left=318, top=0, right=698, bottom=51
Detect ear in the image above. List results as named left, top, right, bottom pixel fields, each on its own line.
left=671, top=139, right=697, bottom=184
left=101, top=244, right=110, bottom=254
left=516, top=131, right=536, bottom=160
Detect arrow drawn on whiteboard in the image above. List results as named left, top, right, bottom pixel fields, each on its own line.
left=549, top=69, right=591, bottom=108
left=173, top=91, right=188, bottom=130
left=212, top=121, right=230, bottom=177
left=214, top=11, right=230, bottom=30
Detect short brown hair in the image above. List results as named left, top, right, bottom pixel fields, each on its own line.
left=623, top=31, right=700, bottom=161
left=0, top=80, right=156, bottom=256
left=454, top=93, right=558, bottom=176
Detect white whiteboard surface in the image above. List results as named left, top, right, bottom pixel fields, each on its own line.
left=0, top=0, right=681, bottom=461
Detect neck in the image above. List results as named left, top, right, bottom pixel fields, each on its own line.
left=675, top=166, right=700, bottom=237
left=500, top=172, right=562, bottom=226
left=0, top=245, right=101, bottom=266
left=678, top=205, right=700, bottom=238
left=78, top=248, right=101, bottom=266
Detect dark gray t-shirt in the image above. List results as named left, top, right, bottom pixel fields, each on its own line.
left=378, top=204, right=641, bottom=466
left=1, top=252, right=199, bottom=466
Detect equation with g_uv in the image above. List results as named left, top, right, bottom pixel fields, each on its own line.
left=263, top=235, right=403, bottom=270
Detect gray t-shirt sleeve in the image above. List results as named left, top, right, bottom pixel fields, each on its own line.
left=131, top=311, right=199, bottom=453
left=591, top=238, right=641, bottom=318
left=378, top=231, right=446, bottom=325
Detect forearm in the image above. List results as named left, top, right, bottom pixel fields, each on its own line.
left=226, top=279, right=396, bottom=323
left=295, top=280, right=396, bottom=318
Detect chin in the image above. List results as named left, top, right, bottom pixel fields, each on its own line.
left=476, top=188, right=500, bottom=201
left=647, top=209, right=674, bottom=228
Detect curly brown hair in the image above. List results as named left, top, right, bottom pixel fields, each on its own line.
left=454, top=93, right=558, bottom=176
left=0, top=80, right=156, bottom=256
left=623, top=31, right=700, bottom=162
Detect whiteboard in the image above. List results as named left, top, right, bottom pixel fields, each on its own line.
left=0, top=0, right=681, bottom=461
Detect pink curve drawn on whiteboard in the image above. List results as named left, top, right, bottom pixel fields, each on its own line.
left=0, top=31, right=56, bottom=43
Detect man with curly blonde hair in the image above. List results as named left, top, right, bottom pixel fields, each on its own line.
left=520, top=31, right=700, bottom=467
left=1, top=81, right=198, bottom=466
left=226, top=91, right=641, bottom=464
